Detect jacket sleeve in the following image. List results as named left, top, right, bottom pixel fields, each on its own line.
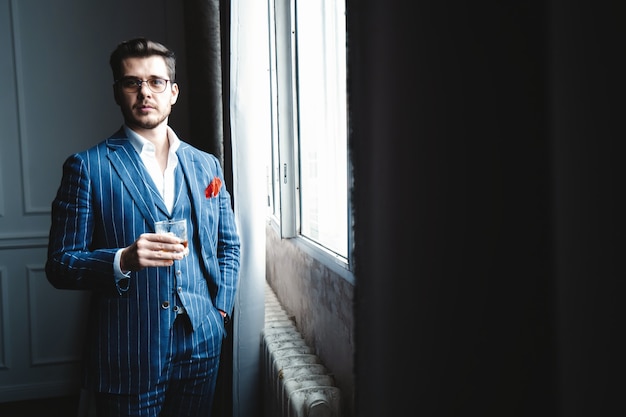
left=214, top=179, right=241, bottom=316
left=45, top=153, right=118, bottom=291
left=205, top=156, right=240, bottom=317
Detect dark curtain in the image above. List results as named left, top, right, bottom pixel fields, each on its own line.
left=182, top=1, right=233, bottom=416
left=182, top=0, right=233, bottom=188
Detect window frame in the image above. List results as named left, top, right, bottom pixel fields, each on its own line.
left=267, top=0, right=353, bottom=281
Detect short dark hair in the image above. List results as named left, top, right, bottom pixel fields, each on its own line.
left=109, top=38, right=176, bottom=82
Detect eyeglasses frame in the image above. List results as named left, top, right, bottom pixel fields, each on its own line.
left=115, top=77, right=173, bottom=93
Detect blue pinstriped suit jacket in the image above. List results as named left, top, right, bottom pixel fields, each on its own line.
left=45, top=127, right=240, bottom=394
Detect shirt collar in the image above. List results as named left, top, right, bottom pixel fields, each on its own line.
left=123, top=125, right=181, bottom=155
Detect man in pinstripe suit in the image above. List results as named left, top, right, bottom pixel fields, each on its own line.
left=45, top=38, right=240, bottom=417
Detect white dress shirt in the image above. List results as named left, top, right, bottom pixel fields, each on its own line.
left=114, top=125, right=181, bottom=280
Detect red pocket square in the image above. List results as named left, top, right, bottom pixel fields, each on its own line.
left=205, top=177, right=223, bottom=198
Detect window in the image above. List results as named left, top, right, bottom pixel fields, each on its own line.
left=267, top=0, right=350, bottom=265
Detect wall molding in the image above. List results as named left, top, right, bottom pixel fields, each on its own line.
left=26, top=265, right=85, bottom=366
left=0, top=231, right=48, bottom=249
left=9, top=0, right=57, bottom=215
left=0, top=379, right=78, bottom=403
left=0, top=0, right=14, bottom=218
left=0, top=267, right=8, bottom=370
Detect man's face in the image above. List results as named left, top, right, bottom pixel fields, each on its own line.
left=114, top=56, right=179, bottom=131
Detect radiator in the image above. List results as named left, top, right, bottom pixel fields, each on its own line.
left=262, top=282, right=342, bottom=417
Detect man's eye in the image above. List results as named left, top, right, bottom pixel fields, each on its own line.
left=122, top=79, right=140, bottom=88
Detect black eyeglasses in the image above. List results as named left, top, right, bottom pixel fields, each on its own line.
left=116, top=77, right=171, bottom=93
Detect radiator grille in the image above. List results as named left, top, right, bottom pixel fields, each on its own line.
left=262, top=283, right=341, bottom=417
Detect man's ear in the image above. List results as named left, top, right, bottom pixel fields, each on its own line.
left=170, top=82, right=179, bottom=105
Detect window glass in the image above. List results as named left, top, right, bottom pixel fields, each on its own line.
left=294, top=0, right=348, bottom=257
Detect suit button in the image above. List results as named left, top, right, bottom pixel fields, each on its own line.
left=161, top=301, right=170, bottom=309
left=177, top=287, right=182, bottom=293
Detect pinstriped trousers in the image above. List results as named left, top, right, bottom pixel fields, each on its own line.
left=93, top=314, right=221, bottom=417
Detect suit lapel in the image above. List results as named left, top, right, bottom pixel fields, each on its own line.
left=106, top=137, right=165, bottom=227
left=177, top=144, right=206, bottom=232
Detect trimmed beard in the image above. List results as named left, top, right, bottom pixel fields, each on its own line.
left=122, top=107, right=169, bottom=130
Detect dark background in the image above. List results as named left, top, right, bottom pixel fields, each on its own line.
left=350, top=1, right=625, bottom=416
